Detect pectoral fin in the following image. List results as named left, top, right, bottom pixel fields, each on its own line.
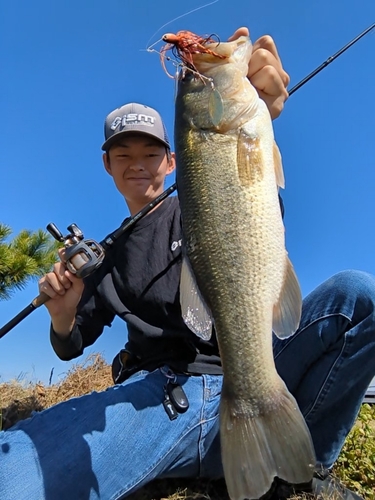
left=273, top=141, right=285, bottom=189
left=180, top=256, right=213, bottom=340
left=237, top=130, right=264, bottom=187
left=272, top=255, right=302, bottom=338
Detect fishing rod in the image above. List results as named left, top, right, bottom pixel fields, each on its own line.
left=289, top=22, right=375, bottom=95
left=0, top=22, right=373, bottom=338
left=0, top=184, right=176, bottom=338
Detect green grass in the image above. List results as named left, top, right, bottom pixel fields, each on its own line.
left=333, top=403, right=375, bottom=499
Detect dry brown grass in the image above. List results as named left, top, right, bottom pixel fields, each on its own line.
left=0, top=353, right=373, bottom=499
left=0, top=353, right=113, bottom=430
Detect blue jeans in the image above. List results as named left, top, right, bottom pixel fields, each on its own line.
left=1, top=270, right=374, bottom=499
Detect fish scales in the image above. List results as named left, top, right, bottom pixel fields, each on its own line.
left=174, top=35, right=316, bottom=500
left=178, top=131, right=283, bottom=395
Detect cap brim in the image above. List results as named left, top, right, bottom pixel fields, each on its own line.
left=101, top=130, right=170, bottom=151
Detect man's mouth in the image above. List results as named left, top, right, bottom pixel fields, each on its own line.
left=126, top=177, right=151, bottom=181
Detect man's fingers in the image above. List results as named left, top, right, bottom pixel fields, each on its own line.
left=53, top=262, right=74, bottom=290
left=250, top=64, right=288, bottom=99
left=256, top=91, right=287, bottom=120
left=58, top=247, right=66, bottom=263
left=39, top=275, right=66, bottom=298
left=249, top=47, right=290, bottom=87
left=226, top=29, right=290, bottom=119
left=39, top=261, right=78, bottom=298
left=252, top=35, right=283, bottom=66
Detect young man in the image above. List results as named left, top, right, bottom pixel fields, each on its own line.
left=1, top=29, right=373, bottom=500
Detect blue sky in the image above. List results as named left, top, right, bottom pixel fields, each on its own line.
left=1, top=0, right=375, bottom=384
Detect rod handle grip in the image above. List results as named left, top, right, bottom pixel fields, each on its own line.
left=32, top=291, right=50, bottom=308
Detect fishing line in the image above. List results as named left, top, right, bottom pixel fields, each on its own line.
left=144, top=0, right=219, bottom=50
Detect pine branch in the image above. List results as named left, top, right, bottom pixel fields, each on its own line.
left=0, top=224, right=61, bottom=301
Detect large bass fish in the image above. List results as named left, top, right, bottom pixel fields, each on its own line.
left=166, top=31, right=315, bottom=500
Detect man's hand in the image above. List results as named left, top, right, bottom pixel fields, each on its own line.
left=228, top=27, right=290, bottom=119
left=38, top=248, right=84, bottom=337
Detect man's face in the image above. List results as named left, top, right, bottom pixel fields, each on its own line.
left=103, top=134, right=175, bottom=208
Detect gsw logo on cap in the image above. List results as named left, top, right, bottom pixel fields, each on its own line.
left=110, top=114, right=156, bottom=131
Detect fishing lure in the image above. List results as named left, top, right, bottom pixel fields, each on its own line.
left=160, top=30, right=226, bottom=78
left=160, top=29, right=227, bottom=124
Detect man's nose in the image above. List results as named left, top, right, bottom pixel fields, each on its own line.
left=128, top=162, right=145, bottom=171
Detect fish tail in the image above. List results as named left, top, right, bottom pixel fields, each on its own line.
left=220, top=385, right=316, bottom=500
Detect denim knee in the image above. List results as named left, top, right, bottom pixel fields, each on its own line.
left=301, top=269, right=375, bottom=328
left=326, top=270, right=375, bottom=322
left=328, top=269, right=375, bottom=301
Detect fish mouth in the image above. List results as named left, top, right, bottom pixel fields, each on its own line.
left=185, top=36, right=252, bottom=84
left=191, top=35, right=250, bottom=65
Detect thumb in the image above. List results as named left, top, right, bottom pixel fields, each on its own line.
left=227, top=27, right=249, bottom=42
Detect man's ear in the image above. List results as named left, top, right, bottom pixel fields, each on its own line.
left=103, top=152, right=112, bottom=175
left=167, top=152, right=176, bottom=175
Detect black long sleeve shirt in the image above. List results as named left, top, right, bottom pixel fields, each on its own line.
left=50, top=196, right=223, bottom=375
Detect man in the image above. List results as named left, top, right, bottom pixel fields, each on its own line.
left=0, top=29, right=373, bottom=500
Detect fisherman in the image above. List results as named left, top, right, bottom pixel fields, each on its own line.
left=0, top=27, right=373, bottom=500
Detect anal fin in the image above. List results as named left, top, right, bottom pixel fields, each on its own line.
left=272, top=255, right=302, bottom=338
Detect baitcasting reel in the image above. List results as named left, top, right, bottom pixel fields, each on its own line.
left=47, top=223, right=105, bottom=279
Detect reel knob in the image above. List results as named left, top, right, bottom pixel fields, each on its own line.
left=46, top=223, right=65, bottom=242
